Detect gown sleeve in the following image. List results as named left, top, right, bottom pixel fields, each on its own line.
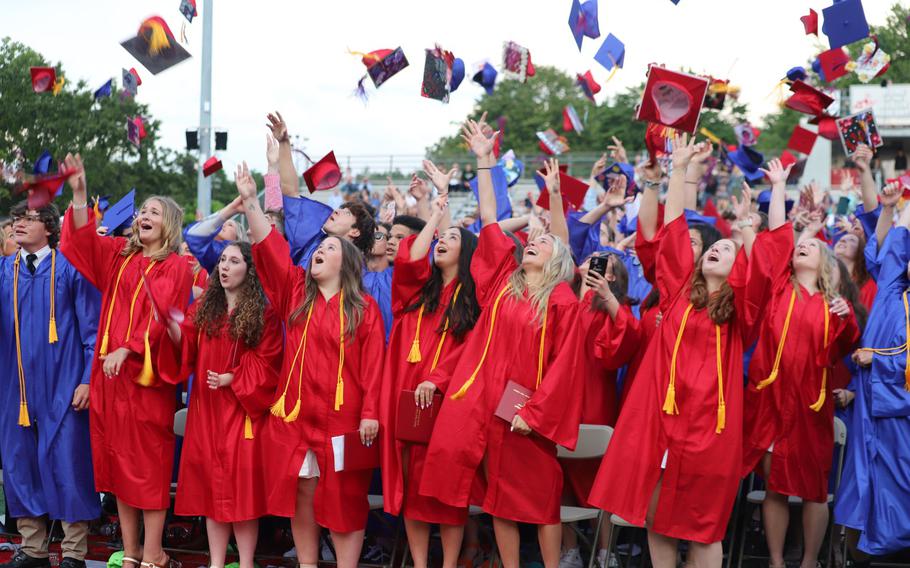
left=567, top=212, right=600, bottom=262
left=156, top=303, right=200, bottom=386
left=251, top=228, right=305, bottom=320
left=736, top=222, right=795, bottom=341
left=470, top=223, right=518, bottom=307
left=282, top=194, right=333, bottom=266
left=229, top=308, right=284, bottom=418
left=855, top=204, right=881, bottom=241
left=60, top=207, right=128, bottom=289
left=874, top=227, right=910, bottom=293
left=635, top=229, right=660, bottom=285
left=594, top=304, right=641, bottom=371
left=72, top=268, right=101, bottom=385
left=356, top=301, right=386, bottom=421
left=818, top=305, right=861, bottom=369
left=391, top=234, right=432, bottom=317
left=183, top=221, right=229, bottom=273
left=655, top=216, right=695, bottom=312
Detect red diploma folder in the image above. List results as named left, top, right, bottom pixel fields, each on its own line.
left=396, top=390, right=443, bottom=444
left=331, top=431, right=380, bottom=472
left=494, top=380, right=533, bottom=423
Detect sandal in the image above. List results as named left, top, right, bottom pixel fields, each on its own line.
left=122, top=557, right=141, bottom=568
left=140, top=556, right=180, bottom=568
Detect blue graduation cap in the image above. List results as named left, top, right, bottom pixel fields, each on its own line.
left=822, top=0, right=869, bottom=49
left=472, top=63, right=497, bottom=95
left=595, top=162, right=637, bottom=196
left=594, top=33, right=625, bottom=72
left=728, top=145, right=766, bottom=183
left=470, top=166, right=513, bottom=221
left=93, top=195, right=112, bottom=214
left=568, top=0, right=600, bottom=51
left=786, top=66, right=808, bottom=82
left=497, top=152, right=524, bottom=188
left=756, top=190, right=795, bottom=215
left=684, top=209, right=717, bottom=226
left=33, top=150, right=53, bottom=175
left=93, top=79, right=112, bottom=99
left=102, top=189, right=136, bottom=234
left=451, top=58, right=465, bottom=92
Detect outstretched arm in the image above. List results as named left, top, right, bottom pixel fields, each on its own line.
left=853, top=144, right=878, bottom=213
left=664, top=134, right=697, bottom=225
left=876, top=181, right=902, bottom=247
left=731, top=182, right=756, bottom=256
left=460, top=117, right=499, bottom=227
left=63, top=153, right=89, bottom=229
left=409, top=197, right=448, bottom=260
left=760, top=158, right=794, bottom=230
left=236, top=162, right=271, bottom=243
left=637, top=160, right=663, bottom=240
left=542, top=158, right=569, bottom=244
left=266, top=111, right=300, bottom=198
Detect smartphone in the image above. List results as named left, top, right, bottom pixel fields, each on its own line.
left=836, top=196, right=850, bottom=216
left=589, top=256, right=608, bottom=277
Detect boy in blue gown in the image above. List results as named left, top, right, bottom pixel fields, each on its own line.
left=0, top=202, right=100, bottom=568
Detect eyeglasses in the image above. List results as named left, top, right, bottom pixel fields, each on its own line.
left=374, top=232, right=388, bottom=240
left=12, top=215, right=43, bottom=225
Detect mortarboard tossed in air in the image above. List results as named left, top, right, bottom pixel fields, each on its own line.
left=595, top=162, right=637, bottom=197
left=801, top=8, right=819, bottom=35
left=122, top=68, right=141, bottom=98
left=203, top=156, right=223, bottom=178
left=473, top=63, right=498, bottom=95
left=303, top=151, right=342, bottom=193
left=703, top=78, right=739, bottom=110
left=594, top=34, right=625, bottom=76
left=810, top=113, right=839, bottom=141
left=33, top=150, right=54, bottom=176
left=352, top=48, right=409, bottom=100
left=451, top=58, right=466, bottom=92
left=786, top=66, right=808, bottom=82
left=179, top=0, right=198, bottom=23
left=779, top=150, right=798, bottom=170
left=563, top=105, right=584, bottom=134
left=537, top=129, right=570, bottom=155
left=121, top=16, right=191, bottom=75
left=645, top=123, right=676, bottom=164
left=756, top=189, right=795, bottom=215
left=502, top=41, right=535, bottom=83
left=102, top=189, right=137, bottom=234
left=30, top=67, right=63, bottom=94
left=822, top=0, right=870, bottom=49
left=421, top=45, right=455, bottom=103
left=93, top=79, right=113, bottom=100
left=535, top=170, right=589, bottom=212
left=728, top=145, right=766, bottom=183
left=837, top=110, right=883, bottom=156
left=784, top=80, right=835, bottom=115
left=497, top=150, right=524, bottom=188
left=568, top=0, right=600, bottom=51
left=734, top=123, right=760, bottom=146
left=127, top=119, right=141, bottom=147
left=787, top=125, right=818, bottom=155
left=15, top=156, right=78, bottom=209
left=636, top=65, right=709, bottom=134
left=817, top=47, right=850, bottom=83
left=576, top=71, right=601, bottom=102
left=848, top=38, right=891, bottom=83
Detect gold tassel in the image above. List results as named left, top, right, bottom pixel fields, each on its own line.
left=18, top=403, right=30, bottom=427
left=407, top=338, right=422, bottom=363
left=662, top=385, right=678, bottom=415
left=905, top=360, right=910, bottom=393
left=48, top=318, right=58, bottom=344
left=716, top=402, right=726, bottom=434
left=756, top=370, right=777, bottom=390
left=450, top=284, right=511, bottom=400
left=664, top=303, right=694, bottom=416
left=135, top=331, right=154, bottom=387
left=809, top=303, right=830, bottom=412
left=270, top=393, right=287, bottom=418
left=334, top=376, right=344, bottom=412
left=759, top=289, right=796, bottom=390
left=333, top=291, right=346, bottom=411
left=52, top=77, right=64, bottom=96
left=285, top=398, right=301, bottom=422
left=99, top=333, right=110, bottom=357
left=244, top=415, right=254, bottom=439
left=715, top=325, right=726, bottom=434
left=48, top=250, right=57, bottom=344
left=146, top=22, right=171, bottom=55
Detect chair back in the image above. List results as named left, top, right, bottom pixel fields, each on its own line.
left=557, top=424, right=613, bottom=459
left=833, top=416, right=847, bottom=446
left=174, top=408, right=189, bottom=437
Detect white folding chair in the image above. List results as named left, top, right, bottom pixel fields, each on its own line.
left=557, top=425, right=614, bottom=568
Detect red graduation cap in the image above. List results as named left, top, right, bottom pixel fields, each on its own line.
left=303, top=151, right=342, bottom=193
left=202, top=156, right=222, bottom=177
left=801, top=8, right=818, bottom=35
left=779, top=150, right=798, bottom=170
left=809, top=114, right=840, bottom=141
left=15, top=169, right=78, bottom=209
left=644, top=122, right=675, bottom=162
left=817, top=47, right=850, bottom=82
left=785, top=80, right=834, bottom=115
left=636, top=65, right=709, bottom=134
left=120, top=16, right=191, bottom=75
left=130, top=67, right=143, bottom=86
left=562, top=105, right=584, bottom=133
left=787, top=125, right=818, bottom=155
left=30, top=67, right=56, bottom=93
left=536, top=171, right=589, bottom=212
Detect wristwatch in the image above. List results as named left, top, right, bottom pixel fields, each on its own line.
left=735, top=219, right=754, bottom=229
left=644, top=180, right=661, bottom=190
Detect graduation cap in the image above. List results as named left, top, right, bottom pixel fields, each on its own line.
left=16, top=168, right=78, bottom=210
left=127, top=119, right=141, bottom=147
left=33, top=150, right=53, bottom=175
left=822, top=0, right=870, bottom=49
left=352, top=48, right=409, bottom=100
left=121, top=68, right=140, bottom=98
left=595, top=162, right=637, bottom=197
left=179, top=0, right=198, bottom=23
left=779, top=150, right=798, bottom=170
left=850, top=39, right=891, bottom=83
left=502, top=41, right=535, bottom=83
left=645, top=122, right=675, bottom=163
left=704, top=78, right=738, bottom=110
left=810, top=114, right=839, bottom=141
left=92, top=194, right=112, bottom=217
left=473, top=63, right=498, bottom=95
left=535, top=171, right=589, bottom=212
left=202, top=156, right=223, bottom=177
left=93, top=79, right=113, bottom=99
left=576, top=71, right=601, bottom=102
left=786, top=66, right=808, bottom=82
left=636, top=65, right=709, bottom=134
left=421, top=46, right=455, bottom=103
left=120, top=16, right=191, bottom=75
left=102, top=189, right=136, bottom=233
left=801, top=8, right=819, bottom=35
left=562, top=105, right=584, bottom=133
left=568, top=0, right=600, bottom=50
left=497, top=151, right=524, bottom=188
left=735, top=123, right=760, bottom=146
left=817, top=47, right=850, bottom=82
left=537, top=129, right=570, bottom=155
left=303, top=151, right=341, bottom=192
left=594, top=34, right=625, bottom=73
left=451, top=58, right=466, bottom=92
left=756, top=189, right=795, bottom=215
left=30, top=67, right=56, bottom=93
left=784, top=80, right=834, bottom=115
left=787, top=125, right=818, bottom=155
left=728, top=145, right=766, bottom=183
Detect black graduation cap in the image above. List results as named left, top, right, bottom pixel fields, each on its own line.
left=120, top=16, right=191, bottom=75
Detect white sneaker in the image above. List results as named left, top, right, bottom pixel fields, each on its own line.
left=559, top=548, right=584, bottom=568
left=596, top=549, right=620, bottom=568
left=282, top=547, right=296, bottom=559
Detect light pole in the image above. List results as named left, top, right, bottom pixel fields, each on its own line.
left=195, top=0, right=213, bottom=217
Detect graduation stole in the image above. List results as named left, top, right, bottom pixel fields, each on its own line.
left=856, top=289, right=910, bottom=392
left=406, top=283, right=462, bottom=372
left=12, top=250, right=58, bottom=427
left=450, top=283, right=549, bottom=400
left=98, top=253, right=158, bottom=386
left=663, top=303, right=727, bottom=434
left=271, top=290, right=347, bottom=422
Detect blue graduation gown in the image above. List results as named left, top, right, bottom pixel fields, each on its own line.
left=0, top=251, right=101, bottom=522
left=183, top=224, right=227, bottom=274
left=834, top=226, right=910, bottom=555
left=363, top=267, right=393, bottom=341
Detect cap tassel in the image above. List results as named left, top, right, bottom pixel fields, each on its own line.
left=756, top=370, right=778, bottom=390
left=334, top=377, right=344, bottom=412
left=904, top=357, right=910, bottom=392
left=809, top=303, right=830, bottom=412
left=270, top=394, right=288, bottom=418
left=284, top=398, right=301, bottom=422
left=662, top=385, right=679, bottom=415
left=145, top=21, right=172, bottom=56
left=48, top=250, right=57, bottom=344
left=450, top=285, right=512, bottom=400
left=135, top=331, right=154, bottom=387
left=244, top=415, right=254, bottom=439
left=52, top=77, right=64, bottom=96
left=333, top=290, right=346, bottom=412
left=354, top=76, right=370, bottom=102
left=407, top=338, right=422, bottom=363
left=18, top=402, right=30, bottom=428
left=715, top=402, right=726, bottom=434
left=48, top=318, right=58, bottom=344
left=99, top=333, right=110, bottom=357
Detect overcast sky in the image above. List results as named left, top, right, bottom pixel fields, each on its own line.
left=3, top=0, right=899, bottom=176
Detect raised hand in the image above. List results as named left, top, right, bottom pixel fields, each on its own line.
left=759, top=158, right=794, bottom=186
left=731, top=182, right=753, bottom=221
left=408, top=174, right=431, bottom=200
left=604, top=174, right=631, bottom=209
left=590, top=153, right=608, bottom=180
left=423, top=159, right=456, bottom=194
left=461, top=118, right=497, bottom=159
left=265, top=111, right=289, bottom=143
left=430, top=195, right=448, bottom=219
left=690, top=141, right=714, bottom=167
left=608, top=136, right=628, bottom=164
left=670, top=133, right=697, bottom=170
left=880, top=180, right=902, bottom=208
left=853, top=144, right=873, bottom=173
left=266, top=133, right=279, bottom=171
left=63, top=153, right=87, bottom=197
left=235, top=162, right=257, bottom=200
left=542, top=158, right=561, bottom=197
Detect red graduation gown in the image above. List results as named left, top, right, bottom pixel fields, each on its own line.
left=61, top=208, right=193, bottom=510
left=562, top=294, right=639, bottom=506
left=379, top=235, right=469, bottom=524
left=742, top=236, right=861, bottom=503
left=157, top=303, right=282, bottom=521
left=419, top=224, right=584, bottom=525
left=252, top=229, right=385, bottom=533
left=588, top=217, right=791, bottom=543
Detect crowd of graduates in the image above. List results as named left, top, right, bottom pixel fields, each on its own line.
left=2, top=110, right=910, bottom=568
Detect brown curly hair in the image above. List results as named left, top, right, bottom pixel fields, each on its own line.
left=194, top=242, right=267, bottom=347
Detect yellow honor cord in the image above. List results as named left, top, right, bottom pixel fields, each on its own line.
left=430, top=284, right=462, bottom=372
left=124, top=261, right=158, bottom=341
left=47, top=250, right=57, bottom=344
left=715, top=325, right=726, bottom=434
left=244, top=415, right=254, bottom=439
left=856, top=291, right=910, bottom=390
left=536, top=304, right=549, bottom=389
left=271, top=301, right=315, bottom=420
left=809, top=299, right=831, bottom=412
left=757, top=288, right=796, bottom=390
left=663, top=303, right=695, bottom=415
left=99, top=253, right=136, bottom=356
left=135, top=312, right=155, bottom=387
left=450, top=284, right=512, bottom=400
left=12, top=256, right=29, bottom=427
left=334, top=290, right=346, bottom=411
left=406, top=304, right=425, bottom=363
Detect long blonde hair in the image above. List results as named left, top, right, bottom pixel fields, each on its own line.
left=120, top=196, right=184, bottom=261
left=791, top=238, right=839, bottom=303
left=508, top=235, right=575, bottom=325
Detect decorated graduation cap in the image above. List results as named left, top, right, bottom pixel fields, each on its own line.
left=734, top=123, right=760, bottom=146
left=127, top=118, right=141, bottom=147
left=594, top=34, right=625, bottom=74
left=93, top=79, right=113, bottom=100
left=817, top=47, right=850, bottom=83
left=121, top=16, right=191, bottom=75
left=568, top=0, right=600, bottom=50
left=30, top=67, right=57, bottom=93
left=636, top=65, right=709, bottom=134
left=502, top=41, right=535, bottom=83
left=421, top=45, right=455, bottom=103
left=351, top=47, right=409, bottom=100
left=784, top=80, right=834, bottom=116
left=102, top=189, right=136, bottom=233
left=179, top=0, right=197, bottom=23
left=703, top=78, right=739, bottom=110
left=848, top=38, right=891, bottom=83
left=535, top=171, right=589, bottom=212
left=576, top=71, right=601, bottom=102
left=787, top=125, right=818, bottom=155
left=303, top=151, right=341, bottom=193
left=595, top=162, right=637, bottom=197
left=473, top=62, right=498, bottom=95
left=122, top=68, right=141, bottom=98
left=537, top=129, right=570, bottom=155
left=728, top=145, right=766, bottom=183
left=562, top=105, right=584, bottom=133
left=801, top=8, right=819, bottom=35
left=645, top=122, right=676, bottom=163
left=202, top=156, right=223, bottom=177
left=822, top=0, right=869, bottom=49
left=498, top=150, right=524, bottom=188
